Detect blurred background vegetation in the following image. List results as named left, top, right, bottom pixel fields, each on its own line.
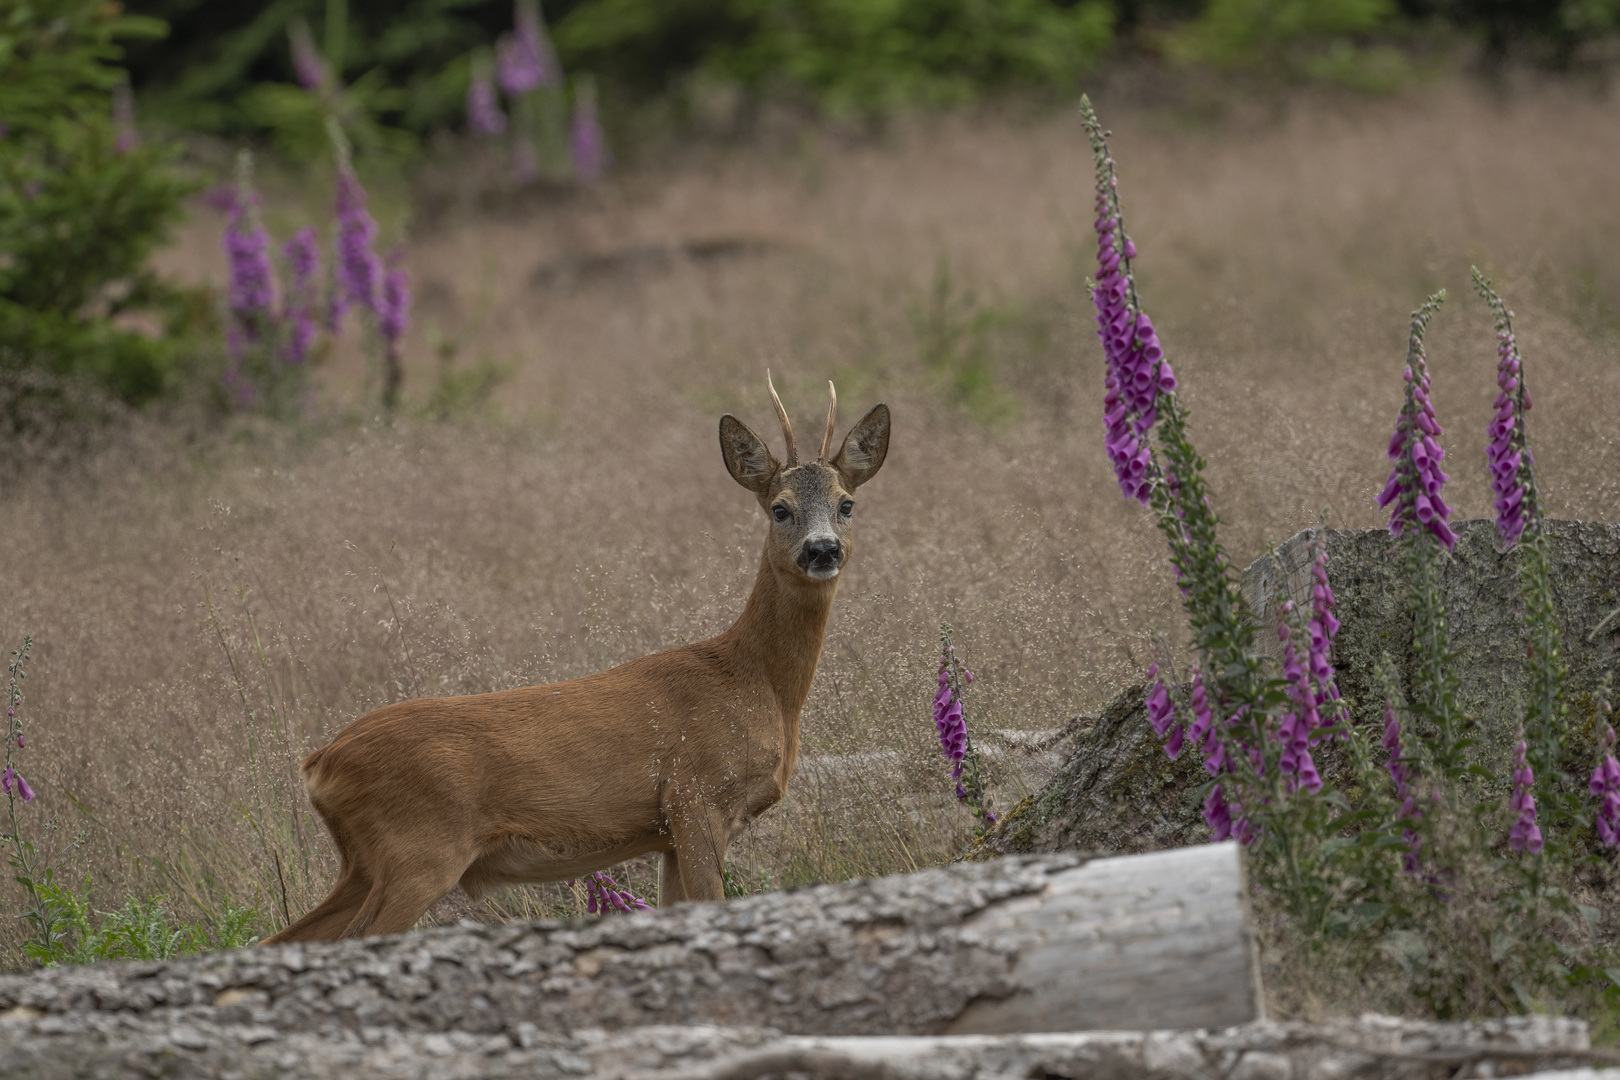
left=3, top=0, right=1616, bottom=418
left=121, top=0, right=1620, bottom=138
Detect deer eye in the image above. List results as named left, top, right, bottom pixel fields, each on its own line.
left=840, top=500, right=854, bottom=518
left=772, top=505, right=791, bottom=523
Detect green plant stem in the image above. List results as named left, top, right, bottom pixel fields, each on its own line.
left=325, top=0, right=347, bottom=79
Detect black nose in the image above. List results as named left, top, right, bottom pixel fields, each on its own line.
left=802, top=538, right=842, bottom=566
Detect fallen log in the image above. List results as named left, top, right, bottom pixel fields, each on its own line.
left=0, top=845, right=1257, bottom=1040
left=0, top=1012, right=1594, bottom=1080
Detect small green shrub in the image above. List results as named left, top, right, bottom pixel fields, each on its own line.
left=0, top=1, right=205, bottom=411
left=25, top=881, right=259, bottom=966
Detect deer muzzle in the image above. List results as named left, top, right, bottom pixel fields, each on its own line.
left=799, top=536, right=843, bottom=578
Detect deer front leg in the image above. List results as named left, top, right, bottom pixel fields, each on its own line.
left=665, top=801, right=731, bottom=903
left=658, top=851, right=686, bottom=906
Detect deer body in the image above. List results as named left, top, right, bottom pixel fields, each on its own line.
left=266, top=382, right=889, bottom=942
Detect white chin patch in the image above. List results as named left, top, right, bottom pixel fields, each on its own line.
left=807, top=565, right=841, bottom=580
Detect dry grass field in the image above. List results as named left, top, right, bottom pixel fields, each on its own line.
left=2, top=75, right=1617, bottom=965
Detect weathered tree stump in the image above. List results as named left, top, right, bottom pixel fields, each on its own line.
left=975, top=520, right=1620, bottom=859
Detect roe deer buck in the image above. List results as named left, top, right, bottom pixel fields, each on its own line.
left=264, top=376, right=890, bottom=941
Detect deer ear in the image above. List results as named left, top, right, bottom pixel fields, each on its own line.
left=719, top=415, right=779, bottom=495
left=832, top=404, right=890, bottom=489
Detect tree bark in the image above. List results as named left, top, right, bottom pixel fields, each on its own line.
left=0, top=1009, right=1594, bottom=1079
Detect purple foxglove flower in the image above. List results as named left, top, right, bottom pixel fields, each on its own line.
left=1473, top=269, right=1539, bottom=550
left=378, top=250, right=411, bottom=362
left=1087, top=117, right=1176, bottom=508
left=1185, top=670, right=1257, bottom=848
left=496, top=1, right=557, bottom=96
left=1292, top=754, right=1321, bottom=794
left=930, top=631, right=995, bottom=830
left=1507, top=737, right=1543, bottom=854
left=571, top=78, right=607, bottom=184
left=288, top=19, right=326, bottom=92
left=1276, top=618, right=1312, bottom=781
left=1377, top=296, right=1455, bottom=551
left=331, top=166, right=380, bottom=330
left=281, top=227, right=321, bottom=365
left=224, top=156, right=277, bottom=363
left=1382, top=697, right=1424, bottom=873
left=583, top=870, right=650, bottom=913
left=1291, top=543, right=1346, bottom=758
left=1232, top=816, right=1257, bottom=847
left=467, top=65, right=508, bottom=136
left=1185, top=671, right=1225, bottom=779
left=1145, top=665, right=1180, bottom=756
left=226, top=212, right=275, bottom=319
left=1509, top=803, right=1543, bottom=853
left=1163, top=723, right=1185, bottom=761
left=1594, top=757, right=1620, bottom=796
left=1204, top=783, right=1233, bottom=841
left=286, top=310, right=317, bottom=368
left=496, top=37, right=538, bottom=97
left=1591, top=728, right=1620, bottom=848
left=932, top=666, right=968, bottom=770
left=2, top=765, right=32, bottom=803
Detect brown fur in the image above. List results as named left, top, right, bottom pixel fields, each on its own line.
left=263, top=395, right=890, bottom=941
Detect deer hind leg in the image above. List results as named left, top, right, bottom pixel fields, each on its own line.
left=342, top=851, right=473, bottom=938
left=262, top=863, right=372, bottom=943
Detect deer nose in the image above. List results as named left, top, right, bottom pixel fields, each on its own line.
left=801, top=537, right=842, bottom=568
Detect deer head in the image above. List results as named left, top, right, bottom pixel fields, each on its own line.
left=718, top=373, right=890, bottom=584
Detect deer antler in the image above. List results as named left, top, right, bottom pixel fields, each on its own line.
left=767, top=369, right=799, bottom=466
left=819, top=381, right=837, bottom=463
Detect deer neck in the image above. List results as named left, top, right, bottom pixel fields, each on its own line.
left=727, top=545, right=838, bottom=720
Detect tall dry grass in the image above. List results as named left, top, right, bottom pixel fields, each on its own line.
left=2, top=76, right=1617, bottom=961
